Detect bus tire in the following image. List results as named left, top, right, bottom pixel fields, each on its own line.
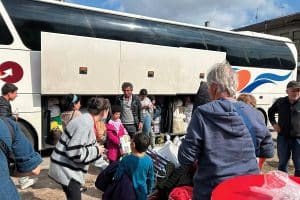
left=18, top=121, right=38, bottom=151
left=257, top=108, right=268, bottom=126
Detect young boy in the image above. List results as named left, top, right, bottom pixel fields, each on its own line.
left=114, top=133, right=154, bottom=200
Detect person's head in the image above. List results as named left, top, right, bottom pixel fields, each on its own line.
left=237, top=93, right=257, bottom=107
left=286, top=81, right=300, bottom=103
left=62, top=94, right=81, bottom=111
left=131, top=133, right=150, bottom=153
left=121, top=82, right=133, bottom=98
left=139, top=88, right=148, bottom=100
left=149, top=95, right=156, bottom=105
left=206, top=62, right=238, bottom=100
left=1, top=83, right=18, bottom=101
left=87, top=97, right=111, bottom=121
left=111, top=104, right=122, bottom=121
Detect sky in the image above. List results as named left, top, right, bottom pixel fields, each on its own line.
left=65, top=0, right=300, bottom=30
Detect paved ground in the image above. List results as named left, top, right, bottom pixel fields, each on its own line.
left=12, top=131, right=295, bottom=200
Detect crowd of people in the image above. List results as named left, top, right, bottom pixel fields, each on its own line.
left=0, top=61, right=299, bottom=200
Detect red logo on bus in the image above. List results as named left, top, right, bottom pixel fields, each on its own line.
left=0, top=61, right=24, bottom=83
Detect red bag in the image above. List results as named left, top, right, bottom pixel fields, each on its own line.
left=168, top=186, right=193, bottom=200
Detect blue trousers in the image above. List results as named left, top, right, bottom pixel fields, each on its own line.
left=142, top=114, right=155, bottom=147
left=277, top=135, right=300, bottom=176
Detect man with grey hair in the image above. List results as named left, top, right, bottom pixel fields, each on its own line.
left=268, top=80, right=300, bottom=177
left=178, top=62, right=274, bottom=200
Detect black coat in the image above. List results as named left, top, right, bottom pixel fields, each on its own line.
left=268, top=96, right=300, bottom=138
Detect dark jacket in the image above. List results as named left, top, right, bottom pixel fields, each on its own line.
left=192, top=81, right=210, bottom=114
left=0, top=118, right=42, bottom=200
left=0, top=97, right=12, bottom=117
left=178, top=99, right=274, bottom=200
left=102, top=173, right=136, bottom=200
left=95, top=161, right=119, bottom=192
left=115, top=94, right=142, bottom=125
left=95, top=162, right=136, bottom=200
left=268, top=96, right=300, bottom=138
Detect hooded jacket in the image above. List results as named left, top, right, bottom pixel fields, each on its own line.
left=178, top=99, right=274, bottom=200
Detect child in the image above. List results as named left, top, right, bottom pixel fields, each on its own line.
left=60, top=94, right=82, bottom=129
left=114, top=133, right=154, bottom=200
left=106, top=105, right=128, bottom=162
left=237, top=93, right=257, bottom=107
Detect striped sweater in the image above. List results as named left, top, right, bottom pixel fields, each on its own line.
left=48, top=113, right=100, bottom=186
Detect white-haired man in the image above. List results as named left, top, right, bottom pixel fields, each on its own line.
left=178, top=62, right=274, bottom=200
left=268, top=80, right=300, bottom=177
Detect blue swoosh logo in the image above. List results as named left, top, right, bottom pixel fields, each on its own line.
left=240, top=71, right=292, bottom=92
left=241, top=79, right=276, bottom=93
left=254, top=72, right=292, bottom=81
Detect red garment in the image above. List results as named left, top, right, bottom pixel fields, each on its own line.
left=211, top=174, right=300, bottom=200
left=169, top=186, right=193, bottom=200
left=106, top=123, right=126, bottom=162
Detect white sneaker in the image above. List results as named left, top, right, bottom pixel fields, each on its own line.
left=19, top=177, right=38, bottom=190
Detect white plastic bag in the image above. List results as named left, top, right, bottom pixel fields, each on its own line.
left=120, top=135, right=131, bottom=154
left=250, top=170, right=300, bottom=200
left=157, top=136, right=181, bottom=168
left=94, top=156, right=109, bottom=170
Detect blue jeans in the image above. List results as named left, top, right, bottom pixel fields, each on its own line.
left=142, top=114, right=154, bottom=147
left=277, top=135, right=300, bottom=176
left=142, top=114, right=152, bottom=136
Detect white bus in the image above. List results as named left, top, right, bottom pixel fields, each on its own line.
left=0, top=0, right=297, bottom=150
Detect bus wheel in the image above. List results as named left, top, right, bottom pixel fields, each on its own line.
left=257, top=108, right=268, bottom=126
left=18, top=121, right=38, bottom=150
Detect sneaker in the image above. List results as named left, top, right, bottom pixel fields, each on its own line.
left=19, top=177, right=38, bottom=190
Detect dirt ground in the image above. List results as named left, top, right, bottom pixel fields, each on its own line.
left=12, top=159, right=102, bottom=200
left=13, top=133, right=295, bottom=200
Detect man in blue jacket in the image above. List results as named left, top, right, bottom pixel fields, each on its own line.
left=178, top=62, right=274, bottom=200
left=0, top=118, right=42, bottom=200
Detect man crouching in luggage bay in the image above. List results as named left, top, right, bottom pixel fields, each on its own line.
left=178, top=61, right=274, bottom=200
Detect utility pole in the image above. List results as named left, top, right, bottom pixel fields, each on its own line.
left=255, top=8, right=259, bottom=23
left=204, top=21, right=210, bottom=27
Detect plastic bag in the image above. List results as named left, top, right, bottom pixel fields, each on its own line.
left=250, top=170, right=300, bottom=200
left=94, top=156, right=109, bottom=170
left=120, top=135, right=131, bottom=154
left=157, top=136, right=181, bottom=168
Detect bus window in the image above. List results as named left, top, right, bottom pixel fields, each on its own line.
left=0, top=14, right=13, bottom=45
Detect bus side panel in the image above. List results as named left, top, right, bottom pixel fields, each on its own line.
left=120, top=41, right=181, bottom=95
left=178, top=48, right=226, bottom=93
left=41, top=32, right=121, bottom=95
left=0, top=49, right=42, bottom=148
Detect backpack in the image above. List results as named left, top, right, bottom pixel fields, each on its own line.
left=0, top=117, right=16, bottom=176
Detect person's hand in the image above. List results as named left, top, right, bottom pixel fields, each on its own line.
left=273, top=124, right=281, bottom=133
left=97, top=145, right=105, bottom=156
left=138, top=122, right=143, bottom=130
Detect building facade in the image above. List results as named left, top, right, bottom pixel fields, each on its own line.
left=234, top=13, right=300, bottom=81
